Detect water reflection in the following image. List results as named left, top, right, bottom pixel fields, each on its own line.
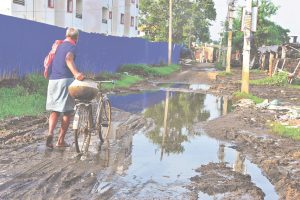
left=217, top=143, right=225, bottom=163
left=221, top=96, right=229, bottom=115
left=109, top=90, right=232, bottom=115
left=143, top=92, right=233, bottom=157
left=94, top=133, right=133, bottom=175
left=161, top=91, right=170, bottom=160
left=233, top=152, right=246, bottom=174
left=107, top=90, right=277, bottom=199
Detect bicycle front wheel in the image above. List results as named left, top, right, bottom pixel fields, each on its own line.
left=74, top=105, right=92, bottom=153
left=96, top=98, right=112, bottom=142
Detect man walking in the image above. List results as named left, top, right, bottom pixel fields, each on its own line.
left=46, top=27, right=84, bottom=148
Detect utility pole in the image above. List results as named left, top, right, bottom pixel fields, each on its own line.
left=226, top=1, right=234, bottom=73
left=168, top=0, right=173, bottom=65
left=218, top=21, right=225, bottom=64
left=241, top=0, right=252, bottom=93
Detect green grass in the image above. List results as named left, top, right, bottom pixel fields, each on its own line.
left=94, top=71, right=121, bottom=81
left=0, top=64, right=179, bottom=119
left=151, top=64, right=180, bottom=76
left=218, top=71, right=233, bottom=76
left=118, top=64, right=180, bottom=77
left=270, top=122, right=300, bottom=140
left=250, top=69, right=263, bottom=74
left=233, top=91, right=264, bottom=104
left=0, top=74, right=48, bottom=119
left=215, top=62, right=224, bottom=71
left=250, top=71, right=300, bottom=88
left=102, top=74, right=143, bottom=89
left=250, top=71, right=289, bottom=86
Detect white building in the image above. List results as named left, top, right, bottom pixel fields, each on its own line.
left=0, top=0, right=139, bottom=37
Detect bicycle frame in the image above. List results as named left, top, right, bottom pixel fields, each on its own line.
left=72, top=80, right=114, bottom=153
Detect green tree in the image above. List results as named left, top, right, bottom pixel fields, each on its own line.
left=139, top=0, right=216, bottom=45
left=230, top=0, right=290, bottom=52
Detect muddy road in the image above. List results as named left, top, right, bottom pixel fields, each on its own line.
left=1, top=63, right=300, bottom=199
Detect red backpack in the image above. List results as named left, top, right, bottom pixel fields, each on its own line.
left=43, top=40, right=63, bottom=79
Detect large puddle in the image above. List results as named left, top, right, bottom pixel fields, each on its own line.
left=104, top=90, right=278, bottom=199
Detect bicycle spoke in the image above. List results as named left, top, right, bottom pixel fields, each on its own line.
left=74, top=105, right=92, bottom=153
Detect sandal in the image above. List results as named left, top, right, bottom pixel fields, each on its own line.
left=46, top=135, right=54, bottom=149
left=56, top=141, right=70, bottom=148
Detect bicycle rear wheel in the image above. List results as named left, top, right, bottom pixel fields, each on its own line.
left=96, top=98, right=112, bottom=142
left=74, top=105, right=92, bottom=153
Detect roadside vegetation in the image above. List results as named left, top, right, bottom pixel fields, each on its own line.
left=0, top=74, right=47, bottom=119
left=232, top=91, right=264, bottom=104
left=250, top=69, right=263, bottom=74
left=118, top=64, right=180, bottom=77
left=98, top=64, right=180, bottom=89
left=102, top=74, right=142, bottom=90
left=250, top=71, right=300, bottom=88
left=218, top=71, right=233, bottom=77
left=0, top=64, right=180, bottom=119
left=250, top=71, right=289, bottom=86
left=215, top=62, right=224, bottom=71
left=270, top=122, right=300, bottom=140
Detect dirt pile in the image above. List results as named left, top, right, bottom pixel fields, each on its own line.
left=201, top=106, right=300, bottom=199
left=188, top=162, right=265, bottom=199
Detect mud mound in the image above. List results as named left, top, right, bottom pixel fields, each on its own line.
left=202, top=107, right=300, bottom=199
left=188, top=162, right=265, bottom=199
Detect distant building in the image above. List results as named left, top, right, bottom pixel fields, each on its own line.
left=0, top=0, right=139, bottom=37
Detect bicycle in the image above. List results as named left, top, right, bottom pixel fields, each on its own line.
left=69, top=79, right=114, bottom=153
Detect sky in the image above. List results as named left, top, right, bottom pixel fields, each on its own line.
left=210, top=0, right=300, bottom=41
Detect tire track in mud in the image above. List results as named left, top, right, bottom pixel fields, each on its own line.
left=0, top=146, right=96, bottom=199
left=0, top=116, right=47, bottom=147
left=0, top=109, right=147, bottom=199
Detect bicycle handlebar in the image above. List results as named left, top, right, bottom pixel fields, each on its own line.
left=96, top=80, right=115, bottom=84
left=83, top=78, right=115, bottom=84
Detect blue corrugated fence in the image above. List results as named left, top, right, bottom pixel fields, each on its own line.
left=0, top=14, right=181, bottom=79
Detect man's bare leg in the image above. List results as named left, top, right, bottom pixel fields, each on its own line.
left=57, top=113, right=72, bottom=146
left=46, top=111, right=60, bottom=148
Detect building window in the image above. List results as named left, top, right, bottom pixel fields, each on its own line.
left=102, top=7, right=108, bottom=24
left=120, top=13, right=124, bottom=24
left=48, top=0, right=54, bottom=8
left=136, top=0, right=139, bottom=8
left=13, top=0, right=25, bottom=5
left=135, top=16, right=138, bottom=29
left=67, top=0, right=73, bottom=13
left=76, top=0, right=82, bottom=19
left=109, top=11, right=112, bottom=19
left=131, top=0, right=135, bottom=3
left=130, top=16, right=134, bottom=27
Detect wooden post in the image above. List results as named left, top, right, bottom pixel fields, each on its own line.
left=226, top=4, right=234, bottom=73
left=272, top=59, right=280, bottom=76
left=269, top=53, right=274, bottom=76
left=241, top=0, right=252, bottom=93
left=261, top=54, right=265, bottom=70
